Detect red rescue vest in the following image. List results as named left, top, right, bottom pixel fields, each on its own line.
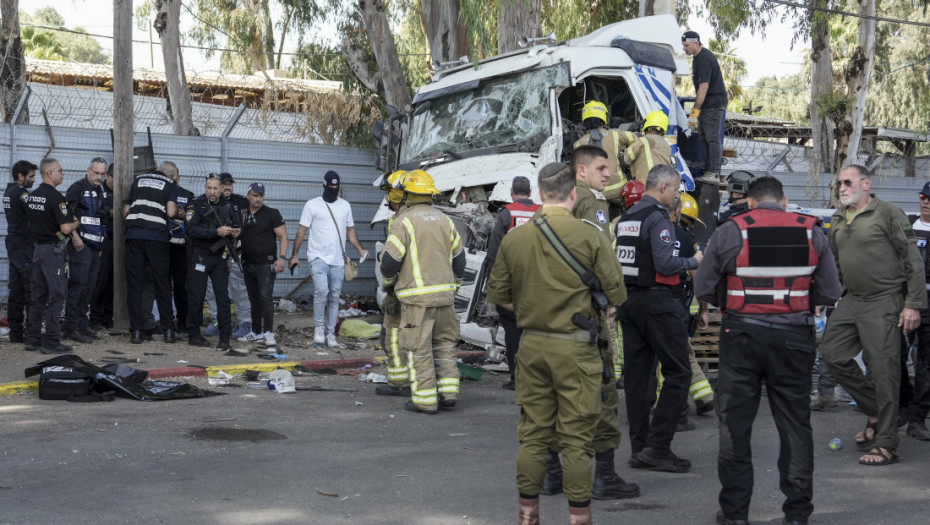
left=723, top=208, right=818, bottom=314
left=504, top=201, right=540, bottom=230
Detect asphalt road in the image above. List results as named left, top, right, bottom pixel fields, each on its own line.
left=2, top=374, right=930, bottom=524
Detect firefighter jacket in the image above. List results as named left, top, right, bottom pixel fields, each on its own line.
left=616, top=132, right=674, bottom=184
left=381, top=203, right=466, bottom=307
left=615, top=194, right=697, bottom=288
left=574, top=127, right=627, bottom=204
left=722, top=207, right=818, bottom=315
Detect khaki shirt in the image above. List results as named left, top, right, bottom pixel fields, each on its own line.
left=384, top=203, right=463, bottom=307
left=573, top=182, right=611, bottom=239
left=488, top=206, right=626, bottom=333
left=830, top=196, right=927, bottom=309
left=616, top=133, right=674, bottom=183
left=575, top=128, right=627, bottom=203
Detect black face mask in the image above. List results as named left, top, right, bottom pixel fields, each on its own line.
left=323, top=185, right=339, bottom=203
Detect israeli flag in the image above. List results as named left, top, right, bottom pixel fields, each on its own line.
left=633, top=65, right=695, bottom=191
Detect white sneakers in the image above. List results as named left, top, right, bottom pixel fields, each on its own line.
left=314, top=326, right=325, bottom=345
left=236, top=330, right=277, bottom=347
left=237, top=331, right=264, bottom=343
left=326, top=333, right=342, bottom=348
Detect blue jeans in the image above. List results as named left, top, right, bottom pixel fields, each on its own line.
left=310, top=258, right=344, bottom=335
left=699, top=107, right=726, bottom=174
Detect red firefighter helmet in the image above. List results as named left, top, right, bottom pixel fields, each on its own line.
left=620, top=180, right=646, bottom=207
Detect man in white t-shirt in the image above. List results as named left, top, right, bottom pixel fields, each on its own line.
left=290, top=171, right=369, bottom=347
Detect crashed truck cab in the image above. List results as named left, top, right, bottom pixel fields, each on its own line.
left=371, top=15, right=697, bottom=348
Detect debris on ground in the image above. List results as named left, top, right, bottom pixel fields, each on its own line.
left=338, top=319, right=380, bottom=339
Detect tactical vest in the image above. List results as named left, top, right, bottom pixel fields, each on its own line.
left=75, top=179, right=107, bottom=250
left=125, top=172, right=173, bottom=234
left=912, top=219, right=930, bottom=296
left=615, top=203, right=680, bottom=287
left=504, top=201, right=540, bottom=230
left=723, top=208, right=818, bottom=314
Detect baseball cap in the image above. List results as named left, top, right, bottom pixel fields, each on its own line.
left=219, top=172, right=234, bottom=183
left=248, top=182, right=265, bottom=195
left=920, top=181, right=930, bottom=197
left=682, top=31, right=701, bottom=43
left=324, top=170, right=340, bottom=186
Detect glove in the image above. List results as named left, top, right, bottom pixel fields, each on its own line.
left=381, top=293, right=399, bottom=316
left=688, top=108, right=700, bottom=129
left=454, top=277, right=464, bottom=290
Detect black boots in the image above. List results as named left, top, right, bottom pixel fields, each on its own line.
left=592, top=450, right=641, bottom=499
left=540, top=451, right=563, bottom=495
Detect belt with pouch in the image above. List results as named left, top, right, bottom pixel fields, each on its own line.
left=523, top=328, right=592, bottom=343
left=725, top=314, right=813, bottom=335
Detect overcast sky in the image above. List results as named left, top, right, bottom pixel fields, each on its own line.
left=32, top=0, right=807, bottom=85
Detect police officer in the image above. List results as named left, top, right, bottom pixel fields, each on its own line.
left=3, top=160, right=37, bottom=344
left=617, top=164, right=699, bottom=473
left=615, top=110, right=675, bottom=185
left=89, top=164, right=115, bottom=330
left=25, top=158, right=79, bottom=354
left=186, top=173, right=240, bottom=350
left=62, top=157, right=109, bottom=343
left=484, top=175, right=539, bottom=390
left=695, top=176, right=841, bottom=525
left=717, top=170, right=756, bottom=224
left=218, top=171, right=252, bottom=335
left=374, top=170, right=413, bottom=397
left=900, top=182, right=930, bottom=441
left=488, top=162, right=627, bottom=525
left=573, top=101, right=626, bottom=215
left=379, top=169, right=466, bottom=414
left=123, top=163, right=179, bottom=344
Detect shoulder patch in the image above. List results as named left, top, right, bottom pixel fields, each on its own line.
left=186, top=210, right=194, bottom=221
left=59, top=202, right=69, bottom=216
left=595, top=209, right=608, bottom=223
left=19, top=191, right=28, bottom=203
left=659, top=228, right=672, bottom=243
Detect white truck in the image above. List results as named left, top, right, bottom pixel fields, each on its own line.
left=371, top=15, right=698, bottom=348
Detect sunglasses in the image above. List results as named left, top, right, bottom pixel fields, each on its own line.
left=838, top=177, right=866, bottom=187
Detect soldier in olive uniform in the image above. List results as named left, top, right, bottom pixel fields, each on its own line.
left=489, top=161, right=628, bottom=525
left=821, top=164, right=926, bottom=466
left=573, top=101, right=626, bottom=215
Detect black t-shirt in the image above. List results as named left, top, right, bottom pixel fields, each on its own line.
left=692, top=48, right=728, bottom=109
left=27, top=182, right=74, bottom=243
left=240, top=205, right=285, bottom=264
left=4, top=182, right=33, bottom=250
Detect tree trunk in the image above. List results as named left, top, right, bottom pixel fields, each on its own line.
left=262, top=0, right=275, bottom=70
left=639, top=0, right=655, bottom=17
left=498, top=0, right=541, bottom=55
left=421, top=0, right=471, bottom=67
left=113, top=0, right=134, bottom=331
left=155, top=0, right=198, bottom=135
left=841, top=0, right=876, bottom=169
left=355, top=0, right=412, bottom=110
left=809, top=0, right=834, bottom=177
left=0, top=0, right=27, bottom=123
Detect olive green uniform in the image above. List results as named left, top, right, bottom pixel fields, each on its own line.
left=573, top=184, right=625, bottom=454
left=822, top=196, right=927, bottom=451
left=615, top=132, right=674, bottom=184
left=575, top=129, right=628, bottom=205
left=488, top=205, right=626, bottom=503
left=383, top=203, right=465, bottom=411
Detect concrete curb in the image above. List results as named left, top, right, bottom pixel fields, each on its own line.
left=0, top=351, right=487, bottom=397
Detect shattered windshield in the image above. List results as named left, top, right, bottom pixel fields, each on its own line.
left=402, top=64, right=570, bottom=162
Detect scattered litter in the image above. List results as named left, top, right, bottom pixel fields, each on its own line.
left=258, top=353, right=288, bottom=360
left=357, top=373, right=388, bottom=383
left=177, top=360, right=189, bottom=364
left=0, top=327, right=9, bottom=336
left=106, top=350, right=125, bottom=355
left=315, top=488, right=338, bottom=497
left=224, top=349, right=249, bottom=357
left=393, top=474, right=408, bottom=478
left=457, top=360, right=483, bottom=381
left=208, top=370, right=234, bottom=386
left=338, top=318, right=380, bottom=339
left=354, top=401, right=364, bottom=406
left=143, top=352, right=166, bottom=356
left=316, top=351, right=330, bottom=356
left=267, top=369, right=296, bottom=393
left=277, top=298, right=297, bottom=313
left=360, top=364, right=373, bottom=371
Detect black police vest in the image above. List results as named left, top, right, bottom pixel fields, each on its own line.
left=73, top=179, right=107, bottom=250
left=615, top=203, right=680, bottom=288
left=125, top=173, right=173, bottom=233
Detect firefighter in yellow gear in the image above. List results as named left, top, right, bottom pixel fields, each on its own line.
left=375, top=170, right=412, bottom=397
left=573, top=101, right=627, bottom=216
left=380, top=169, right=467, bottom=414
left=679, top=193, right=715, bottom=414
left=616, top=110, right=676, bottom=185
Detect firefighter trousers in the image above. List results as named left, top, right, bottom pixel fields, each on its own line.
left=382, top=308, right=409, bottom=387
left=399, top=303, right=460, bottom=411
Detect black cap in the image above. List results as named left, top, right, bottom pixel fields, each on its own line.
left=219, top=172, right=234, bottom=183
left=682, top=31, right=701, bottom=43
left=324, top=170, right=340, bottom=186
left=249, top=182, right=265, bottom=195
left=538, top=162, right=570, bottom=180
left=920, top=181, right=930, bottom=198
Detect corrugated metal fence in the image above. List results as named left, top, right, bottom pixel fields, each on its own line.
left=0, top=123, right=384, bottom=303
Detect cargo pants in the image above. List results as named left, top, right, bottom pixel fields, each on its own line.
left=400, top=303, right=460, bottom=411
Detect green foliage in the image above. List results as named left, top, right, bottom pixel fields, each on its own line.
left=544, top=0, right=638, bottom=41
left=815, top=91, right=853, bottom=122
left=697, top=0, right=776, bottom=40
left=19, top=7, right=110, bottom=64
left=741, top=73, right=810, bottom=123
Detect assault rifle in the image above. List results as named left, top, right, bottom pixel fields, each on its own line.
left=203, top=200, right=242, bottom=273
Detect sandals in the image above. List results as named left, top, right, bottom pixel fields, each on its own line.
left=859, top=446, right=898, bottom=466
left=855, top=420, right=878, bottom=449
